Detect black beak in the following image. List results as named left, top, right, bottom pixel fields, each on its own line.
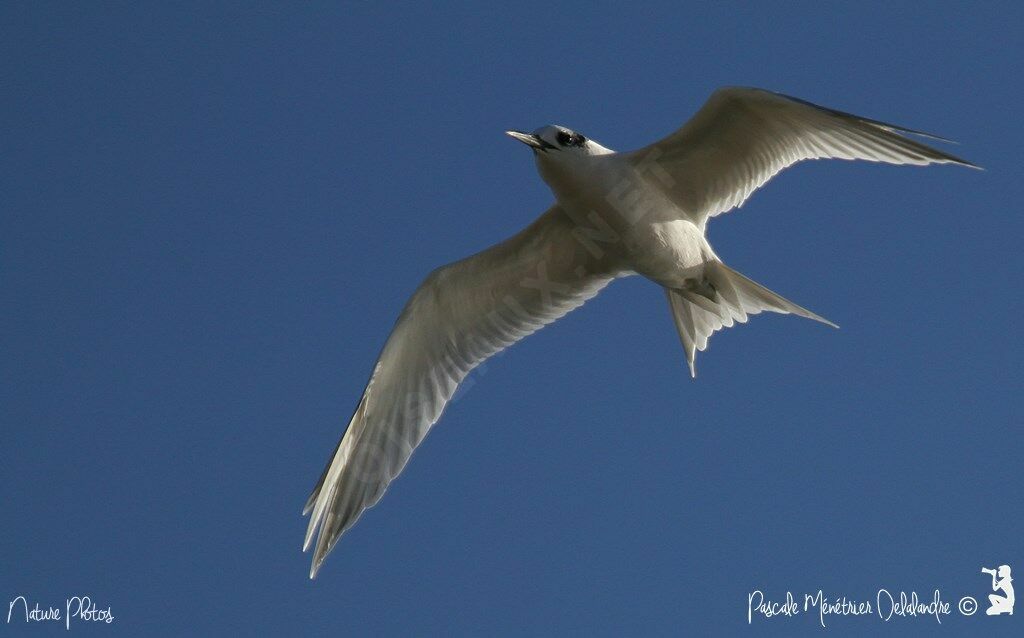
left=505, top=130, right=556, bottom=152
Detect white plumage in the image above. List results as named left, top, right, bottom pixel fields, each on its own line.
left=303, top=87, right=976, bottom=578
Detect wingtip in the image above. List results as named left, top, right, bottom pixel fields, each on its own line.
left=302, top=515, right=319, bottom=553
left=309, top=547, right=330, bottom=580
left=944, top=155, right=983, bottom=170
left=889, top=126, right=959, bottom=144
left=307, top=545, right=326, bottom=578
left=803, top=309, right=839, bottom=330
left=302, top=490, right=318, bottom=515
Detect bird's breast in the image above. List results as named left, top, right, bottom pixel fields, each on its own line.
left=621, top=219, right=716, bottom=287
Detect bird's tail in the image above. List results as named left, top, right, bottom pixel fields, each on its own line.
left=665, top=260, right=837, bottom=378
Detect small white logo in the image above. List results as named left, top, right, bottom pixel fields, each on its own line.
left=6, top=595, right=114, bottom=630
left=981, top=565, right=1014, bottom=616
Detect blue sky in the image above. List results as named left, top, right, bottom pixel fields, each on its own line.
left=2, top=2, right=1021, bottom=636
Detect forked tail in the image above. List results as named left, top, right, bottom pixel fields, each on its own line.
left=665, top=260, right=837, bottom=377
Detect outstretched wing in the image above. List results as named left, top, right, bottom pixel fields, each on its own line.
left=626, top=87, right=978, bottom=226
left=303, top=205, right=618, bottom=578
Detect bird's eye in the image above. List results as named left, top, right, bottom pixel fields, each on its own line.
left=556, top=131, right=586, bottom=147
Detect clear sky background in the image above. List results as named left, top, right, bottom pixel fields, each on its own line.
left=3, top=3, right=1022, bottom=636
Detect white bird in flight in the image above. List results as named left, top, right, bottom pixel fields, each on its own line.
left=302, top=87, right=976, bottom=577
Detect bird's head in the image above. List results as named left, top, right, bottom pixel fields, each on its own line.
left=505, top=125, right=611, bottom=160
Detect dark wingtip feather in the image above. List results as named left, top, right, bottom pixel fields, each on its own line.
left=733, top=87, right=982, bottom=169
left=767, top=89, right=984, bottom=157
left=302, top=489, right=319, bottom=516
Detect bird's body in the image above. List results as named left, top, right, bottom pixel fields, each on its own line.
left=302, top=87, right=976, bottom=578
left=533, top=139, right=716, bottom=286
